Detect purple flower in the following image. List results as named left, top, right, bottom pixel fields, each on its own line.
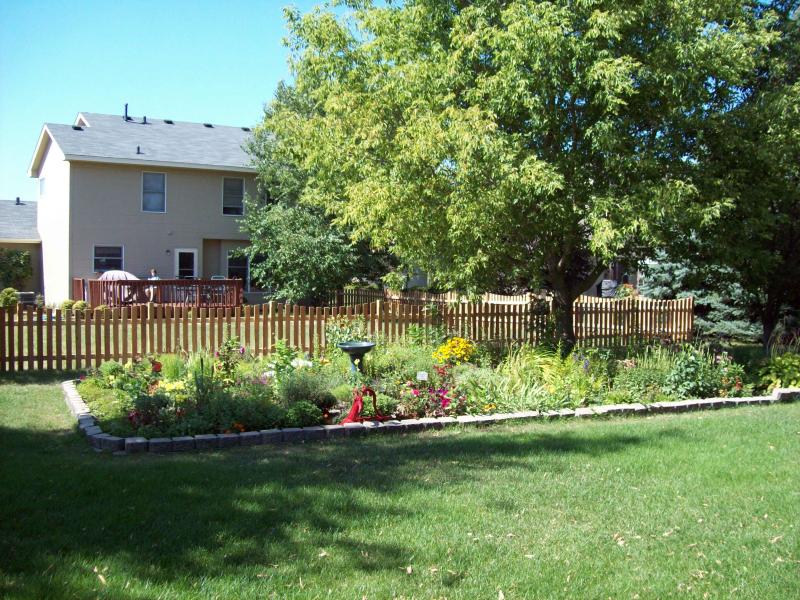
left=239, top=346, right=245, bottom=355
left=583, top=359, right=590, bottom=373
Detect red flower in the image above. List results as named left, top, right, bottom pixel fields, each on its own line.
left=152, top=361, right=162, bottom=373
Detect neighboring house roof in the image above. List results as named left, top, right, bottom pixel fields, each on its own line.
left=0, top=199, right=39, bottom=243
left=29, top=111, right=256, bottom=177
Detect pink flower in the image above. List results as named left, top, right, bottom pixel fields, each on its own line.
left=412, top=389, right=420, bottom=397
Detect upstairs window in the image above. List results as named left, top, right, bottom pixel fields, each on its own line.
left=142, top=172, right=166, bottom=212
left=93, top=245, right=123, bottom=272
left=222, top=177, right=244, bottom=215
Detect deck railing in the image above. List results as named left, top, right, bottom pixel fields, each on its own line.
left=84, top=279, right=243, bottom=308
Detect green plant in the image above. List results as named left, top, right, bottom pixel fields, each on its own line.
left=325, top=315, right=369, bottom=346
left=0, top=248, right=31, bottom=288
left=72, top=300, right=88, bottom=311
left=60, top=299, right=76, bottom=312
left=663, top=346, right=721, bottom=400
left=158, top=354, right=187, bottom=382
left=0, top=287, right=18, bottom=309
left=94, top=304, right=109, bottom=312
left=759, top=352, right=800, bottom=392
left=34, top=294, right=45, bottom=309
left=283, top=400, right=323, bottom=427
left=276, top=368, right=336, bottom=411
left=215, top=337, right=246, bottom=381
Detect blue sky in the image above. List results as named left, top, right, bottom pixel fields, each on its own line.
left=0, top=0, right=326, bottom=201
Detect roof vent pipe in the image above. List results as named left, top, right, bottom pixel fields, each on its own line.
left=143, top=115, right=147, bottom=124
left=15, top=197, right=21, bottom=205
left=124, top=103, right=129, bottom=121
left=136, top=145, right=141, bottom=155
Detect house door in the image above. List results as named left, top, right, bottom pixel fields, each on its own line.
left=174, top=249, right=198, bottom=279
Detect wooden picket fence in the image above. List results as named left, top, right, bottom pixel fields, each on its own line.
left=0, top=297, right=692, bottom=372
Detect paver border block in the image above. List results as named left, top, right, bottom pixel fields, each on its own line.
left=218, top=433, right=241, bottom=448
left=260, top=429, right=282, bottom=444
left=125, top=437, right=148, bottom=453
left=303, top=426, right=327, bottom=442
left=343, top=422, right=367, bottom=437
left=239, top=431, right=262, bottom=446
left=280, top=428, right=304, bottom=443
left=322, top=424, right=347, bottom=439
left=149, top=438, right=173, bottom=453
left=171, top=436, right=196, bottom=451
left=194, top=434, right=219, bottom=450
left=100, top=435, right=125, bottom=452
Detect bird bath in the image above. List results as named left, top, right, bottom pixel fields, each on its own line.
left=336, top=341, right=376, bottom=374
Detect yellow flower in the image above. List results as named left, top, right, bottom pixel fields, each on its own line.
left=433, top=337, right=476, bottom=365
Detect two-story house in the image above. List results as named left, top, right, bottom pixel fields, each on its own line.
left=28, top=109, right=258, bottom=304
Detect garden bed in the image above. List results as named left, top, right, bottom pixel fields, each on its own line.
left=66, top=318, right=800, bottom=453
left=63, top=379, right=800, bottom=454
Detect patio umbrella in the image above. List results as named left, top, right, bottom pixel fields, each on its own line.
left=97, top=271, right=140, bottom=304
left=98, top=270, right=139, bottom=281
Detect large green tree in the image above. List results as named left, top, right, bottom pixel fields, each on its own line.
left=683, top=1, right=800, bottom=348
left=261, top=0, right=776, bottom=346
left=242, top=83, right=396, bottom=304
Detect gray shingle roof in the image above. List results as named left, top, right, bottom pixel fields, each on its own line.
left=0, top=200, right=39, bottom=241
left=42, top=112, right=255, bottom=172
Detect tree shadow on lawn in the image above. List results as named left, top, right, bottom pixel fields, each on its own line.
left=0, top=420, right=686, bottom=596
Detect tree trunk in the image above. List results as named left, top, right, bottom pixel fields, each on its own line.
left=761, top=298, right=781, bottom=354
left=551, top=287, right=577, bottom=354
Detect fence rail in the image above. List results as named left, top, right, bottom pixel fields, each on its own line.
left=0, top=297, right=692, bottom=372
left=335, top=288, right=544, bottom=306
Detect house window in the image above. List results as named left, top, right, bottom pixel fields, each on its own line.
left=93, top=246, right=123, bottom=272
left=222, top=177, right=244, bottom=215
left=227, top=251, right=249, bottom=290
left=142, top=172, right=166, bottom=212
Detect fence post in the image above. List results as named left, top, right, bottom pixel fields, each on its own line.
left=375, top=300, right=383, bottom=340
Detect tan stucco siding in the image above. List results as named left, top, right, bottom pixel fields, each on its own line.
left=37, top=142, right=71, bottom=303
left=68, top=162, right=254, bottom=281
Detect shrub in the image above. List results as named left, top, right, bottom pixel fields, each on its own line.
left=663, top=346, right=720, bottom=399
left=94, top=304, right=109, bottom=312
left=367, top=340, right=435, bottom=382
left=276, top=368, right=337, bottom=410
left=60, top=299, right=75, bottom=312
left=0, top=287, right=17, bottom=309
left=72, top=300, right=88, bottom=311
left=283, top=401, right=323, bottom=427
left=35, top=294, right=45, bottom=309
left=759, top=352, right=800, bottom=392
left=98, top=360, right=125, bottom=380
left=0, top=249, right=31, bottom=289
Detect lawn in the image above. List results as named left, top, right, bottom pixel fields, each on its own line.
left=1, top=373, right=798, bottom=599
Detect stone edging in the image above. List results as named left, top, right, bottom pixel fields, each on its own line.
left=61, top=380, right=800, bottom=455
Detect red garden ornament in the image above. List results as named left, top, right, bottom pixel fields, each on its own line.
left=340, top=385, right=391, bottom=424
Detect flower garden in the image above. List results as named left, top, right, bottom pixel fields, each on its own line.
left=76, top=315, right=800, bottom=440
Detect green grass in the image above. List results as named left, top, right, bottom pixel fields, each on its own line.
left=1, top=373, right=798, bottom=599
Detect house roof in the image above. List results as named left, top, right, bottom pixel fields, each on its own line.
left=29, top=112, right=256, bottom=177
left=0, top=200, right=39, bottom=242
